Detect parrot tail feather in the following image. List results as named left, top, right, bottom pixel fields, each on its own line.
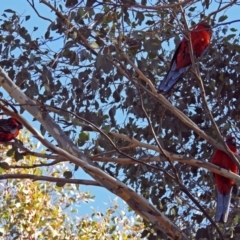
left=215, top=188, right=232, bottom=223
left=157, top=62, right=188, bottom=94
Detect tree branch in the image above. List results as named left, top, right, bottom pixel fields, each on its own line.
left=0, top=66, right=187, bottom=239
left=27, top=0, right=53, bottom=23
left=0, top=174, right=101, bottom=186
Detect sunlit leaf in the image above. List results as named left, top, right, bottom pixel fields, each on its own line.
left=218, top=15, right=228, bottom=22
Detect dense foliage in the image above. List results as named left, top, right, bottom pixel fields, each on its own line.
left=1, top=0, right=240, bottom=239
left=0, top=133, right=145, bottom=239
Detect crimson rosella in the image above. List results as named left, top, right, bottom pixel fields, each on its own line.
left=157, top=22, right=212, bottom=94
left=211, top=136, right=238, bottom=223
left=0, top=117, right=22, bottom=142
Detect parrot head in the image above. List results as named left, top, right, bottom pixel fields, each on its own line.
left=226, top=136, right=236, bottom=147
left=9, top=117, right=23, bottom=130
left=195, top=22, right=212, bottom=37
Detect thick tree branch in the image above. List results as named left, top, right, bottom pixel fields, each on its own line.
left=93, top=155, right=240, bottom=185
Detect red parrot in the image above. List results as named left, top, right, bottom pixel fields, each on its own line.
left=211, top=136, right=238, bottom=223
left=0, top=117, right=22, bottom=142
left=157, top=22, right=212, bottom=94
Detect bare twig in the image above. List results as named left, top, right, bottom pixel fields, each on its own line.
left=209, top=0, right=237, bottom=19
left=137, top=86, right=180, bottom=182
left=180, top=185, right=224, bottom=240
left=27, top=0, right=53, bottom=23
left=214, top=19, right=240, bottom=28
left=9, top=158, right=67, bottom=169
left=92, top=144, right=137, bottom=157
left=0, top=174, right=101, bottom=186
left=132, top=0, right=196, bottom=10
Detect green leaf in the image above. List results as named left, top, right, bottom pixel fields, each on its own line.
left=4, top=9, right=15, bottom=13
left=63, top=171, right=73, bottom=179
left=145, top=20, right=154, bottom=25
left=6, top=149, right=14, bottom=157
left=219, top=72, right=224, bottom=81
left=135, top=11, right=144, bottom=25
left=224, top=34, right=236, bottom=41
left=74, top=164, right=79, bottom=171
left=40, top=124, right=46, bottom=136
left=196, top=228, right=208, bottom=240
left=218, top=15, right=228, bottom=22
left=90, top=42, right=99, bottom=49
left=79, top=132, right=89, bottom=141
left=56, top=182, right=66, bottom=187
left=230, top=28, right=238, bottom=32
left=205, top=0, right=210, bottom=9
left=0, top=162, right=10, bottom=170
left=82, top=126, right=94, bottom=131
left=101, top=124, right=111, bottom=132
left=45, top=29, right=50, bottom=39
left=222, top=26, right=227, bottom=34
left=223, top=122, right=230, bottom=130
left=189, top=7, right=196, bottom=12
left=14, top=151, right=23, bottom=162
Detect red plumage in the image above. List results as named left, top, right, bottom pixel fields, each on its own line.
left=157, top=22, right=212, bottom=94
left=0, top=117, right=23, bottom=142
left=211, top=136, right=238, bottom=223
left=212, top=142, right=238, bottom=194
